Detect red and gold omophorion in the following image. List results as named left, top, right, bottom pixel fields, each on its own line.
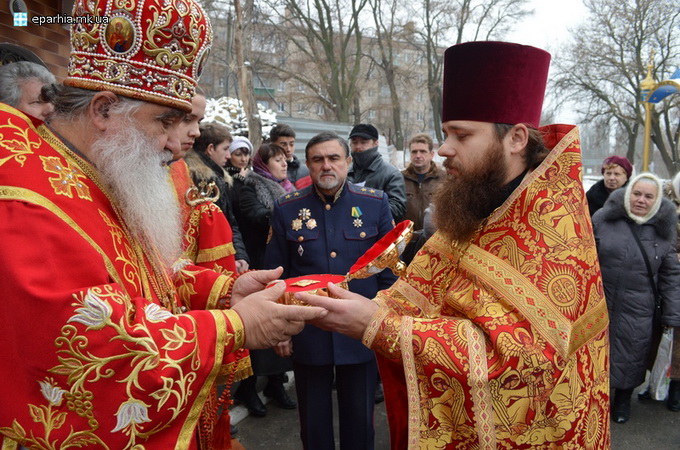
left=365, top=125, right=610, bottom=449
left=0, top=104, right=244, bottom=449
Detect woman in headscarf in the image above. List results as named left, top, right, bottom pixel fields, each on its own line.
left=233, top=142, right=297, bottom=417
left=592, top=173, right=680, bottom=423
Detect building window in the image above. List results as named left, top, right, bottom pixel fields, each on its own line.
left=403, top=111, right=409, bottom=120
left=416, top=112, right=424, bottom=121
left=219, top=77, right=225, bottom=87
left=368, top=110, right=376, bottom=119
left=278, top=103, right=286, bottom=112
left=298, top=83, right=305, bottom=92
left=297, top=103, right=304, bottom=113
left=278, top=81, right=285, bottom=92
left=316, top=104, right=325, bottom=115
left=418, top=93, right=424, bottom=102
left=368, top=89, right=374, bottom=98
left=257, top=100, right=270, bottom=109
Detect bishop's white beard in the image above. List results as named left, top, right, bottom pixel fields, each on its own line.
left=89, top=121, right=182, bottom=271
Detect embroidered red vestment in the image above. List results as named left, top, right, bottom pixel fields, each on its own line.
left=170, top=159, right=252, bottom=449
left=0, top=104, right=245, bottom=449
left=366, top=125, right=610, bottom=449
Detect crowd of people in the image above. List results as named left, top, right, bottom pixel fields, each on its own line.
left=1, top=0, right=680, bottom=449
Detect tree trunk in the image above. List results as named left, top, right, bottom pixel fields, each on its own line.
left=233, top=0, right=262, bottom=148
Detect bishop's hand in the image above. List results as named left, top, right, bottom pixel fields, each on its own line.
left=232, top=280, right=328, bottom=349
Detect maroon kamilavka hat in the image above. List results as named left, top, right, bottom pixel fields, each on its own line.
left=441, top=41, right=551, bottom=128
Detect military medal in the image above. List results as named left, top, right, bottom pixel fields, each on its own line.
left=306, top=219, right=317, bottom=230
left=299, top=208, right=311, bottom=220
left=352, top=206, right=363, bottom=228
left=292, top=218, right=303, bottom=231
left=298, top=245, right=304, bottom=256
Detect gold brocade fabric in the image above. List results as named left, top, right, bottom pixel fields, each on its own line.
left=368, top=125, right=610, bottom=449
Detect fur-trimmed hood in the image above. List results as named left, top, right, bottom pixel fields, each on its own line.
left=598, top=182, right=677, bottom=242
left=184, top=149, right=233, bottom=187
left=243, top=170, right=287, bottom=211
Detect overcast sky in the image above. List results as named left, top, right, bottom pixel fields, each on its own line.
left=505, top=0, right=589, bottom=123
left=506, top=0, right=587, bottom=51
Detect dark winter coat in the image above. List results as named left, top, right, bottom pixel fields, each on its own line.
left=238, top=171, right=287, bottom=269
left=586, top=179, right=611, bottom=217
left=184, top=150, right=249, bottom=263
left=401, top=161, right=445, bottom=230
left=592, top=189, right=680, bottom=389
left=286, top=154, right=309, bottom=184
left=348, top=146, right=406, bottom=222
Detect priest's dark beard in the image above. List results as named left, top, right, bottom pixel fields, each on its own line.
left=433, top=140, right=509, bottom=242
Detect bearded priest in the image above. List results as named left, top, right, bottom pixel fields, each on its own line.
left=299, top=41, right=610, bottom=449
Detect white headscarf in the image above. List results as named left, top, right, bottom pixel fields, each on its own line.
left=624, top=172, right=663, bottom=224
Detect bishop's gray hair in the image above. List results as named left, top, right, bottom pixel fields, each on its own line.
left=51, top=85, right=143, bottom=122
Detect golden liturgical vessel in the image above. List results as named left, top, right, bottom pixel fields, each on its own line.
left=276, top=220, right=414, bottom=306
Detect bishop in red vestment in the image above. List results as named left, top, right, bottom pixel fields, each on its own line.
left=0, top=1, right=324, bottom=448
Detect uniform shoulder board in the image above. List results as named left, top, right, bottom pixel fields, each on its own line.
left=348, top=182, right=384, bottom=199
left=278, top=186, right=313, bottom=205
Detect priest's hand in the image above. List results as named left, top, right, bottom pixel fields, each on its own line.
left=232, top=280, right=327, bottom=349
left=231, top=267, right=283, bottom=306
left=296, top=282, right=378, bottom=340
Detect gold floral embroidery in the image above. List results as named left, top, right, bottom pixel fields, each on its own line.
left=0, top=116, right=41, bottom=168
left=0, top=377, right=104, bottom=449
left=99, top=210, right=142, bottom=295
left=41, top=286, right=201, bottom=448
left=40, top=156, right=92, bottom=200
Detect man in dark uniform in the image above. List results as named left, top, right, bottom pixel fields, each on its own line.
left=265, top=131, right=396, bottom=450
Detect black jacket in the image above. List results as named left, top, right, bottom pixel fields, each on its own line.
left=286, top=154, right=309, bottom=185
left=348, top=147, right=405, bottom=222
left=586, top=179, right=611, bottom=217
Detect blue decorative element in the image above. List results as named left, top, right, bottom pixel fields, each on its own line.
left=13, top=12, right=28, bottom=26
left=648, top=80, right=680, bottom=104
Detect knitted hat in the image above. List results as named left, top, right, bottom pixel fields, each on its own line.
left=64, top=0, right=213, bottom=113
left=601, top=156, right=633, bottom=179
left=441, top=41, right=551, bottom=128
left=229, top=136, right=253, bottom=154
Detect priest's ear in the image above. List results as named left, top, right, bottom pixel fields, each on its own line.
left=89, top=92, right=119, bottom=131
left=506, top=123, right=529, bottom=157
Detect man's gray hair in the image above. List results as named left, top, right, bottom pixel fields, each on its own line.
left=51, top=85, right=143, bottom=122
left=305, top=131, right=350, bottom=159
left=0, top=61, right=56, bottom=107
